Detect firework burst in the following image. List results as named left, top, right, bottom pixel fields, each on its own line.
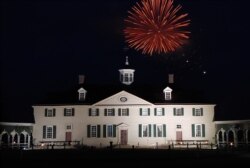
left=124, top=0, right=190, bottom=55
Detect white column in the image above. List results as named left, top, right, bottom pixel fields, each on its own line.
left=28, top=135, right=31, bottom=148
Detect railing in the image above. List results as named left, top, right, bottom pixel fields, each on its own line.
left=38, top=141, right=80, bottom=149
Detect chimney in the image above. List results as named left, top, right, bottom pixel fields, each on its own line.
left=79, top=75, right=85, bottom=85
left=168, top=74, right=174, bottom=84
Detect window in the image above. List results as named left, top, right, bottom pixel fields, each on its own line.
left=155, top=108, right=164, bottom=116
left=91, top=126, right=97, bottom=137
left=107, top=125, right=113, bottom=137
left=193, top=108, right=203, bottom=116
left=192, top=124, right=205, bottom=137
left=107, top=109, right=115, bottom=116
left=78, top=88, right=87, bottom=101
left=124, top=73, right=129, bottom=82
left=165, top=92, right=171, bottom=100
left=79, top=92, right=85, bottom=101
left=43, top=125, right=56, bottom=139
left=45, top=108, right=56, bottom=117
left=157, top=125, right=163, bottom=137
left=173, top=108, right=184, bottom=116
left=177, top=125, right=181, bottom=129
left=163, top=87, right=172, bottom=101
left=89, top=108, right=99, bottom=116
left=140, top=108, right=150, bottom=116
left=118, top=108, right=129, bottom=116
left=143, top=125, right=149, bottom=137
left=66, top=124, right=72, bottom=130
left=64, top=108, right=75, bottom=116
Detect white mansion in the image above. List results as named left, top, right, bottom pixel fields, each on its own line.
left=0, top=57, right=249, bottom=149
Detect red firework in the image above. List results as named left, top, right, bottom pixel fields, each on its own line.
left=124, top=0, right=190, bottom=55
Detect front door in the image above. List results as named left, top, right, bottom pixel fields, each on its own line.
left=120, top=130, right=128, bottom=145
left=65, top=132, right=72, bottom=142
left=176, top=131, right=182, bottom=141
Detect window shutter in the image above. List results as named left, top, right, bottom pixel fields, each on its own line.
left=88, top=108, right=91, bottom=116
left=113, top=125, right=116, bottom=137
left=45, top=108, right=48, bottom=117
left=139, top=108, right=142, bottom=116
left=162, top=108, right=165, bottom=116
left=64, top=108, right=66, bottom=116
left=43, top=126, right=46, bottom=139
left=87, top=125, right=90, bottom=138
left=192, top=124, right=195, bottom=137
left=163, top=124, right=166, bottom=137
left=154, top=108, right=157, bottom=116
left=103, top=125, right=106, bottom=138
left=202, top=124, right=205, bottom=137
left=153, top=124, right=156, bottom=137
left=97, top=125, right=101, bottom=138
left=148, top=124, right=151, bottom=137
left=118, top=108, right=121, bottom=116
left=173, top=108, right=176, bottom=116
left=181, top=108, right=184, bottom=115
left=201, top=108, right=203, bottom=116
left=139, top=124, right=142, bottom=137
left=112, top=108, right=115, bottom=116
left=127, top=108, right=129, bottom=116
left=104, top=109, right=107, bottom=116
left=72, top=108, right=75, bottom=116
left=148, top=108, right=150, bottom=116
left=192, top=108, right=195, bottom=116
left=97, top=109, right=99, bottom=116
left=53, top=125, right=56, bottom=139
left=53, top=108, right=56, bottom=117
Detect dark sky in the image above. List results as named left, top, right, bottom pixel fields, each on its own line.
left=1, top=0, right=250, bottom=122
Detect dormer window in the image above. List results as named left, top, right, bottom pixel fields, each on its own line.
left=78, top=87, right=87, bottom=101
left=163, top=86, right=172, bottom=101
left=118, top=56, right=135, bottom=85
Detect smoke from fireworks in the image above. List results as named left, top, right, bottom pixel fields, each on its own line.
left=124, top=0, right=190, bottom=55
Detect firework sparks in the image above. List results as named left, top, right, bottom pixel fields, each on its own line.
left=124, top=0, right=190, bottom=55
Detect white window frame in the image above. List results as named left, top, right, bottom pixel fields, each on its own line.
left=79, top=92, right=85, bottom=101
left=195, top=124, right=202, bottom=137
left=46, top=126, right=53, bottom=139
left=176, top=108, right=184, bottom=116
left=91, top=109, right=98, bottom=116
left=66, top=124, right=72, bottom=130
left=195, top=108, right=202, bottom=116
left=107, top=109, right=115, bottom=116
left=107, top=125, right=113, bottom=137
left=65, top=108, right=73, bottom=116
left=164, top=92, right=171, bottom=100
left=156, top=108, right=163, bottom=116
left=47, top=109, right=53, bottom=117
left=121, top=108, right=129, bottom=116
left=142, top=125, right=149, bottom=137
left=157, top=125, right=163, bottom=137
left=142, top=108, right=149, bottom=116
left=91, top=126, right=97, bottom=137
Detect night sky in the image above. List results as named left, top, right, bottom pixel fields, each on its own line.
left=1, top=0, right=250, bottom=122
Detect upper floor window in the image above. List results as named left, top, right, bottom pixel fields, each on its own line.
left=192, top=108, right=203, bottom=116
left=173, top=108, right=184, bottom=116
left=192, top=124, right=205, bottom=137
left=118, top=108, right=129, bottom=116
left=154, top=108, right=165, bottom=116
left=140, top=108, right=150, bottom=116
left=78, top=88, right=87, bottom=101
left=64, top=108, right=75, bottom=117
left=89, top=108, right=99, bottom=116
left=45, top=108, right=56, bottom=117
left=163, top=87, right=172, bottom=101
left=104, top=108, right=115, bottom=116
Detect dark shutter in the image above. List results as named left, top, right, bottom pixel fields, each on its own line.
left=97, top=125, right=101, bottom=138
left=153, top=124, right=156, bottom=137
left=181, top=108, right=184, bottom=115
left=139, top=108, right=142, bottom=116
left=162, top=108, right=165, bottom=116
left=148, top=108, right=150, bottom=116
left=64, top=108, right=66, bottom=116
left=104, top=109, right=107, bottom=116
left=173, top=108, right=176, bottom=116
left=139, top=124, right=142, bottom=137
left=113, top=125, right=116, bottom=137
left=97, top=109, right=99, bottom=116
left=112, top=108, right=115, bottom=116
left=103, top=125, right=106, bottom=138
left=89, top=108, right=91, bottom=116
left=43, top=126, right=46, bottom=139
left=72, top=108, right=75, bottom=116
left=45, top=108, right=48, bottom=117
left=154, top=108, right=157, bottom=116
left=201, top=108, right=203, bottom=116
left=53, top=108, right=56, bottom=117
left=192, top=124, right=195, bottom=137
left=87, top=125, right=91, bottom=138
left=163, top=124, right=166, bottom=137
left=127, top=108, right=129, bottom=116
left=192, top=108, right=195, bottom=116
left=118, top=108, right=121, bottom=116
left=202, top=124, right=205, bottom=137
left=53, top=125, right=56, bottom=139
left=148, top=124, right=151, bottom=137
